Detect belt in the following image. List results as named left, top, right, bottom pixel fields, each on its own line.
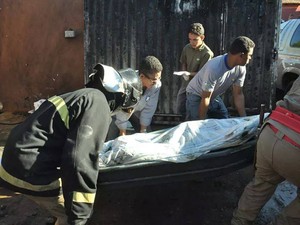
left=268, top=124, right=300, bottom=148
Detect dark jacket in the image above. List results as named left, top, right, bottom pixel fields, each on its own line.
left=0, top=88, right=111, bottom=224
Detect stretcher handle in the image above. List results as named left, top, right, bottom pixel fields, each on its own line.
left=259, top=104, right=265, bottom=128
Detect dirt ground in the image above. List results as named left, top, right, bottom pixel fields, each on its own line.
left=89, top=167, right=254, bottom=225
left=0, top=112, right=296, bottom=225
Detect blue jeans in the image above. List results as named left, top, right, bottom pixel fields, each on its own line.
left=186, top=93, right=229, bottom=121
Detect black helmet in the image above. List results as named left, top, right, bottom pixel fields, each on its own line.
left=118, top=68, right=142, bottom=109
left=86, top=63, right=142, bottom=111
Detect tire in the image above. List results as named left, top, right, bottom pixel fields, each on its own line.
left=275, top=88, right=285, bottom=101
left=284, top=80, right=295, bottom=96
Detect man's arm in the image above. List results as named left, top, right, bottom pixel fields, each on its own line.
left=199, top=91, right=213, bottom=119
left=232, top=84, right=246, bottom=117
left=140, top=125, right=147, bottom=133
left=115, top=110, right=134, bottom=136
left=181, top=63, right=199, bottom=76
left=119, top=129, right=126, bottom=136
left=181, top=62, right=187, bottom=71
left=179, top=63, right=192, bottom=80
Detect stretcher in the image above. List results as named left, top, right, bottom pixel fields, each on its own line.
left=97, top=115, right=261, bottom=188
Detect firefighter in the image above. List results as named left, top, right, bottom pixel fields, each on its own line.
left=231, top=76, right=300, bottom=225
left=0, top=63, right=143, bottom=225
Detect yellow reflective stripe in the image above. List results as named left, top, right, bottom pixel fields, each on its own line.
left=48, top=96, right=69, bottom=129
left=0, top=165, right=60, bottom=192
left=72, top=191, right=95, bottom=203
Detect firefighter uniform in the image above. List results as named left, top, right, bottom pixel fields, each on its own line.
left=231, top=76, right=300, bottom=225
left=0, top=88, right=111, bottom=225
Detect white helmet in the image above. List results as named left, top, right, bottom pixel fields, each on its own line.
left=86, top=63, right=142, bottom=111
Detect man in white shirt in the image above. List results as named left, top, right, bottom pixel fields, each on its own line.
left=186, top=36, right=255, bottom=120
left=106, top=55, right=163, bottom=140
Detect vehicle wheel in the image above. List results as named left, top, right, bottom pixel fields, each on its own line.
left=284, top=80, right=295, bottom=96
left=275, top=88, right=285, bottom=101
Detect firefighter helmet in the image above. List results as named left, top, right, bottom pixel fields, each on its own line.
left=86, top=63, right=142, bottom=111
left=118, top=68, right=142, bottom=109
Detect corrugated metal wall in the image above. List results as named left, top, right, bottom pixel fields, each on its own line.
left=84, top=0, right=281, bottom=115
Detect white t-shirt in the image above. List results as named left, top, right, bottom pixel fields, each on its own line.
left=186, top=54, right=246, bottom=100
left=115, top=80, right=161, bottom=129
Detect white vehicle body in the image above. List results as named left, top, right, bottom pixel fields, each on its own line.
left=276, top=19, right=300, bottom=93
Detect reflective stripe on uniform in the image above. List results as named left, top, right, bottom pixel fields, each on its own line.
left=72, top=191, right=95, bottom=203
left=48, top=96, right=70, bottom=129
left=0, top=165, right=61, bottom=192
